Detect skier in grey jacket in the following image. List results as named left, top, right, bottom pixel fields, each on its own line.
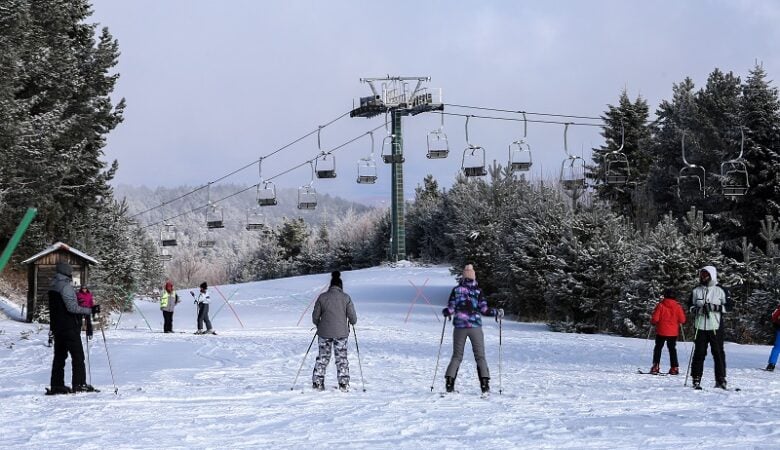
left=312, top=271, right=357, bottom=391
left=689, top=265, right=732, bottom=389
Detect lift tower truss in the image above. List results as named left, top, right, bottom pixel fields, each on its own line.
left=351, top=76, right=443, bottom=261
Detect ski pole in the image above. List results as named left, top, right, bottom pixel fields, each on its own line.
left=684, top=326, right=698, bottom=387
left=85, top=329, right=92, bottom=386
left=352, top=324, right=367, bottom=392
left=291, top=330, right=318, bottom=391
left=210, top=288, right=239, bottom=321
left=498, top=316, right=503, bottom=395
left=430, top=316, right=449, bottom=392
left=98, top=312, right=119, bottom=395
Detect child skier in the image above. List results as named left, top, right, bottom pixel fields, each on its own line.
left=648, top=288, right=686, bottom=375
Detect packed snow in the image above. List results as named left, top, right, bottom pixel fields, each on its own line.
left=1, top=264, right=779, bottom=449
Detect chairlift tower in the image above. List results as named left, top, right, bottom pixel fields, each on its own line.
left=351, top=76, right=443, bottom=261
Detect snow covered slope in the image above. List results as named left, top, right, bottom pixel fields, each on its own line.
left=1, top=264, right=778, bottom=449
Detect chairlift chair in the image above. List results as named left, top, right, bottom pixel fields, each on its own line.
left=720, top=127, right=749, bottom=197
left=297, top=185, right=317, bottom=210
left=315, top=153, right=337, bottom=179
left=560, top=157, right=587, bottom=190
left=160, top=223, right=178, bottom=247
left=426, top=111, right=449, bottom=159
left=357, top=131, right=378, bottom=184
left=158, top=247, right=172, bottom=262
left=508, top=140, right=532, bottom=172
left=257, top=181, right=277, bottom=206
left=721, top=160, right=749, bottom=197
left=677, top=131, right=706, bottom=200
left=381, top=134, right=403, bottom=164
left=604, top=120, right=629, bottom=184
left=197, top=230, right=216, bottom=248
left=605, top=152, right=630, bottom=184
left=297, top=161, right=318, bottom=210
left=357, top=158, right=377, bottom=184
left=245, top=209, right=266, bottom=232
left=206, top=205, right=224, bottom=229
left=559, top=123, right=586, bottom=190
left=508, top=112, right=532, bottom=172
left=462, top=116, right=487, bottom=177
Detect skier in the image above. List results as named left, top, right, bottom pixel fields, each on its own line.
left=47, top=262, right=100, bottom=394
left=441, top=264, right=503, bottom=394
left=689, top=265, right=732, bottom=389
left=765, top=304, right=780, bottom=371
left=160, top=280, right=180, bottom=333
left=648, top=288, right=686, bottom=375
left=311, top=271, right=357, bottom=391
left=191, top=282, right=215, bottom=335
left=76, top=285, right=94, bottom=340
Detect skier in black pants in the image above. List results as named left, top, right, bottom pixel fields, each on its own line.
left=47, top=262, right=100, bottom=394
left=689, top=265, right=732, bottom=389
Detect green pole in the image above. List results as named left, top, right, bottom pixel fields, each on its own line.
left=390, top=110, right=406, bottom=261
left=0, top=207, right=37, bottom=274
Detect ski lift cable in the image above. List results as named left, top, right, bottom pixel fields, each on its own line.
left=129, top=109, right=352, bottom=219
left=141, top=121, right=389, bottom=230
left=440, top=112, right=602, bottom=128
left=444, top=103, right=603, bottom=121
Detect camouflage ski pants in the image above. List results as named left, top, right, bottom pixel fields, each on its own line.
left=313, top=336, right=350, bottom=385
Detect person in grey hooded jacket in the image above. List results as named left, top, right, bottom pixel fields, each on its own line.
left=311, top=271, right=357, bottom=391
left=689, top=265, right=732, bottom=389
left=48, top=262, right=99, bottom=394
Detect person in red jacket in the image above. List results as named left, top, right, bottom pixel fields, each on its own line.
left=649, top=288, right=687, bottom=375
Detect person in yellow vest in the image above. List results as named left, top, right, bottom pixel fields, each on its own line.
left=160, top=280, right=180, bottom=333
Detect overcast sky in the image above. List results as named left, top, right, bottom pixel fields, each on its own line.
left=90, top=0, right=780, bottom=206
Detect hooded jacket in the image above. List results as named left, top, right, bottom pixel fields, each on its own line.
left=689, top=265, right=732, bottom=331
left=49, top=270, right=92, bottom=333
left=312, top=286, right=357, bottom=339
left=651, top=297, right=686, bottom=337
left=160, top=290, right=179, bottom=312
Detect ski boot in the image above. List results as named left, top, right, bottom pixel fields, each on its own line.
left=692, top=376, right=702, bottom=390
left=766, top=363, right=775, bottom=372
left=338, top=382, right=350, bottom=392
left=715, top=378, right=727, bottom=390
left=480, top=377, right=490, bottom=394
left=649, top=363, right=660, bottom=375
left=445, top=376, right=455, bottom=393
left=194, top=330, right=204, bottom=335
left=45, top=385, right=72, bottom=395
left=73, top=384, right=98, bottom=393
left=668, top=367, right=679, bottom=375
left=312, top=379, right=325, bottom=391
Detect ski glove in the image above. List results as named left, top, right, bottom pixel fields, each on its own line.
left=442, top=308, right=451, bottom=317
left=91, top=304, right=101, bottom=315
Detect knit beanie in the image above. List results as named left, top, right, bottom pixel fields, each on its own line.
left=462, top=264, right=476, bottom=281
left=200, top=281, right=208, bottom=290
left=330, top=271, right=343, bottom=289
left=165, top=280, right=174, bottom=292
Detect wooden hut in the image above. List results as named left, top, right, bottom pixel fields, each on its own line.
left=22, top=242, right=98, bottom=323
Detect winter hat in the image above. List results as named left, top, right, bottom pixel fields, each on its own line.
left=55, top=262, right=73, bottom=278
left=164, top=280, right=174, bottom=292
left=200, top=281, right=208, bottom=290
left=462, top=264, right=476, bottom=281
left=663, top=288, right=677, bottom=299
left=330, top=271, right=343, bottom=289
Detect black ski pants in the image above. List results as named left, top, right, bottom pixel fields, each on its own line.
left=50, top=327, right=86, bottom=388
left=691, top=329, right=726, bottom=382
left=162, top=310, right=174, bottom=332
left=652, top=336, right=679, bottom=367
